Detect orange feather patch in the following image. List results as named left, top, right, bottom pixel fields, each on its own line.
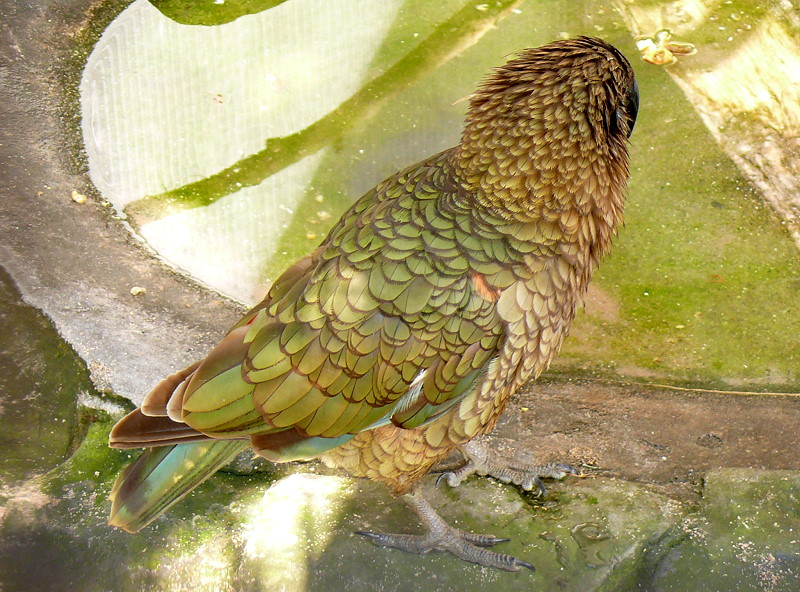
left=470, top=272, right=501, bottom=302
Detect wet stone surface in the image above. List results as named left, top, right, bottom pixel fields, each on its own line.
left=1, top=413, right=685, bottom=592
left=0, top=265, right=93, bottom=487
left=1, top=390, right=798, bottom=591
left=644, top=469, right=800, bottom=592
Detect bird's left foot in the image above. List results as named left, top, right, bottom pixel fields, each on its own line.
left=356, top=491, right=534, bottom=572
left=437, top=439, right=576, bottom=496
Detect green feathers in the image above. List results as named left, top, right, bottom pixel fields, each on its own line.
left=108, top=440, right=248, bottom=533
left=149, top=151, right=515, bottom=449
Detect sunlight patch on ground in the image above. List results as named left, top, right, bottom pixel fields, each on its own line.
left=237, top=473, right=351, bottom=591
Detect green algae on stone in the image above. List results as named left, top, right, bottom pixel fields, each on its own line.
left=642, top=469, right=800, bottom=592
left=39, top=418, right=132, bottom=496
left=149, top=0, right=290, bottom=26
left=11, top=439, right=799, bottom=591
left=0, top=415, right=267, bottom=592
left=299, top=476, right=684, bottom=592
left=2, top=444, right=685, bottom=592
left=0, top=265, right=98, bottom=487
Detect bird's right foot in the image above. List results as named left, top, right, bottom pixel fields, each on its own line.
left=356, top=491, right=534, bottom=572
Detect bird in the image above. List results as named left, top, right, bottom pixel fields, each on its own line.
left=108, top=36, right=638, bottom=572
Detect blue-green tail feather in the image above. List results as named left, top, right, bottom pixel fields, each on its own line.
left=108, top=440, right=248, bottom=533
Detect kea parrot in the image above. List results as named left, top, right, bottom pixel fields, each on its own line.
left=108, top=36, right=638, bottom=571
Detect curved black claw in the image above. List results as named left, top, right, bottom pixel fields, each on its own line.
left=355, top=530, right=384, bottom=541
left=529, top=476, right=547, bottom=497
left=516, top=559, right=536, bottom=571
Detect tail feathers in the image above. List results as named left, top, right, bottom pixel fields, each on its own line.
left=109, top=409, right=210, bottom=448
left=141, top=360, right=201, bottom=421
left=108, top=439, right=248, bottom=533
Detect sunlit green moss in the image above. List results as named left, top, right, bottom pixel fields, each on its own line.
left=42, top=419, right=132, bottom=496
left=638, top=469, right=800, bottom=591
left=149, top=0, right=290, bottom=26
left=557, top=60, right=800, bottom=388
left=0, top=266, right=99, bottom=486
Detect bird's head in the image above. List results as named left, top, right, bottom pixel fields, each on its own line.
left=463, top=36, right=638, bottom=149
left=455, top=37, right=637, bottom=220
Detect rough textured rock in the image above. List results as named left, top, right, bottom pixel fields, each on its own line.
left=4, top=422, right=796, bottom=592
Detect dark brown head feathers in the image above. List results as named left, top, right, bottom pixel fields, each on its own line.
left=455, top=37, right=636, bottom=221
left=469, top=38, right=636, bottom=131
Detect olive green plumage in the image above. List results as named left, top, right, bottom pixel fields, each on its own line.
left=108, top=36, right=637, bottom=534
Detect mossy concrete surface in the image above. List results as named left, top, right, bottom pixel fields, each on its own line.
left=643, top=469, right=800, bottom=592
left=0, top=266, right=87, bottom=487
left=3, top=418, right=799, bottom=591
left=1, top=410, right=684, bottom=592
